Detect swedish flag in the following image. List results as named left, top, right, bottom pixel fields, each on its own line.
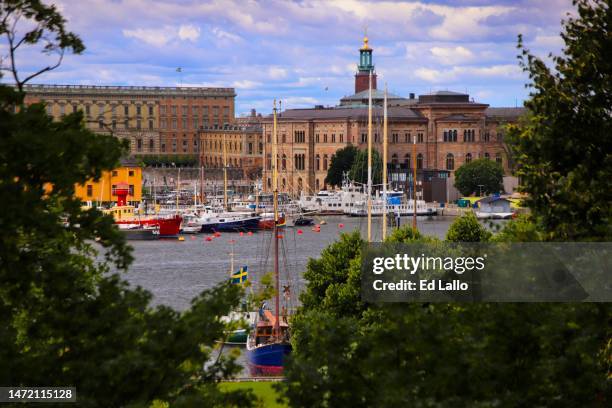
left=231, top=266, right=248, bottom=284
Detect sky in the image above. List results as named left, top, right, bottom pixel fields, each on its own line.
left=2, top=0, right=573, bottom=115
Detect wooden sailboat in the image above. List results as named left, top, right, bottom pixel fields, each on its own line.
left=246, top=100, right=291, bottom=376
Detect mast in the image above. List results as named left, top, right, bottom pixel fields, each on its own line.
left=382, top=83, right=388, bottom=239
left=223, top=131, right=228, bottom=211
left=272, top=100, right=280, bottom=339
left=176, top=167, right=180, bottom=213
left=413, top=134, right=417, bottom=230
left=152, top=177, right=156, bottom=212
left=367, top=70, right=373, bottom=243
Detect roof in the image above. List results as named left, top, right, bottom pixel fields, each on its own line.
left=426, top=90, right=468, bottom=96
left=267, top=105, right=425, bottom=121
left=340, top=88, right=406, bottom=101
left=477, top=196, right=512, bottom=204
left=120, top=156, right=140, bottom=167
left=485, top=107, right=527, bottom=119
left=437, top=114, right=480, bottom=122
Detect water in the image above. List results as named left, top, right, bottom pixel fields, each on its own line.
left=109, top=215, right=505, bottom=377
left=117, top=215, right=464, bottom=311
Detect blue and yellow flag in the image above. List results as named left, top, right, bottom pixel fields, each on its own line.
left=231, top=266, right=248, bottom=284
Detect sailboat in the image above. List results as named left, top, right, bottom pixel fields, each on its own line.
left=246, top=100, right=292, bottom=376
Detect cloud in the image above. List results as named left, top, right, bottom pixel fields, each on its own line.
left=414, top=64, right=521, bottom=83
left=123, top=24, right=200, bottom=47
left=268, top=67, right=288, bottom=80
left=232, top=80, right=262, bottom=89
left=430, top=46, right=474, bottom=64
left=211, top=27, right=242, bottom=43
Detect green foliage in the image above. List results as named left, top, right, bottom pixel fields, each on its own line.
left=0, top=4, right=254, bottom=405
left=349, top=148, right=382, bottom=186
left=454, top=158, right=504, bottom=197
left=324, top=145, right=358, bottom=187
left=506, top=0, right=612, bottom=241
left=446, top=212, right=492, bottom=242
left=491, top=214, right=543, bottom=243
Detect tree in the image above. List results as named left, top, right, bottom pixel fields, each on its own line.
left=507, top=0, right=612, bottom=241
left=454, top=158, right=504, bottom=197
left=348, top=148, right=382, bottom=186
left=0, top=3, right=254, bottom=406
left=446, top=212, right=492, bottom=242
left=324, top=145, right=358, bottom=187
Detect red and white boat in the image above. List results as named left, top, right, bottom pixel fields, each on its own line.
left=258, top=212, right=286, bottom=230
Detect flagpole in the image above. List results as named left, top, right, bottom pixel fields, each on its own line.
left=382, top=83, right=388, bottom=240
left=367, top=71, right=373, bottom=243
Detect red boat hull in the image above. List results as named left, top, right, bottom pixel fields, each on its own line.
left=258, top=215, right=286, bottom=230
left=116, top=215, right=182, bottom=237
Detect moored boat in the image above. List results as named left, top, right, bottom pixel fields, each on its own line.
left=246, top=308, right=291, bottom=376
left=258, top=212, right=286, bottom=230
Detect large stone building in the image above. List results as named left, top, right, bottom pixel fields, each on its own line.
left=23, top=84, right=235, bottom=156
left=262, top=36, right=525, bottom=195
left=199, top=120, right=264, bottom=180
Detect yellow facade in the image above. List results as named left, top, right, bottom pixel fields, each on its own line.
left=75, top=165, right=142, bottom=205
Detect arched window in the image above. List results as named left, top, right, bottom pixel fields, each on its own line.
left=417, top=153, right=423, bottom=169
left=443, top=131, right=448, bottom=142
left=149, top=139, right=155, bottom=150
left=484, top=152, right=490, bottom=160
left=465, top=153, right=472, bottom=164
left=267, top=178, right=271, bottom=188
left=446, top=153, right=454, bottom=170
left=297, top=177, right=303, bottom=192
left=323, top=154, right=328, bottom=170
left=496, top=152, right=502, bottom=166
left=404, top=153, right=411, bottom=167
left=282, top=134, right=286, bottom=143
left=282, top=178, right=286, bottom=189
left=453, top=129, right=457, bottom=142
left=282, top=154, right=287, bottom=170
left=315, top=154, right=320, bottom=171
left=391, top=153, right=398, bottom=165
left=463, top=129, right=467, bottom=142
left=315, top=178, right=320, bottom=190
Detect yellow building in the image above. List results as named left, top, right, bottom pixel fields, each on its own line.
left=75, top=157, right=142, bottom=206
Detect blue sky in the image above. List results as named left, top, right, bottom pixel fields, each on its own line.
left=4, top=0, right=572, bottom=115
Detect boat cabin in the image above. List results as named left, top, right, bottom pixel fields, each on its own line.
left=254, top=310, right=289, bottom=346
left=477, top=196, right=512, bottom=214
left=103, top=205, right=136, bottom=221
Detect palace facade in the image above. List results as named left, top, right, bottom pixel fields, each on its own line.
left=262, top=36, right=525, bottom=195
left=23, top=84, right=235, bottom=156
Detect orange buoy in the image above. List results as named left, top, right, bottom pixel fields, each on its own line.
left=247, top=231, right=253, bottom=236
left=297, top=229, right=303, bottom=235
left=277, top=234, right=284, bottom=239
left=239, top=232, right=244, bottom=236
left=205, top=236, right=213, bottom=242
left=214, top=232, right=221, bottom=237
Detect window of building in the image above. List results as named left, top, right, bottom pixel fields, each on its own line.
left=137, top=139, right=142, bottom=151
left=417, top=153, right=423, bottom=169
left=485, top=152, right=490, bottom=160
left=149, top=120, right=153, bottom=130
left=160, top=106, right=166, bottom=115
left=339, top=133, right=344, bottom=143
left=112, top=170, right=118, bottom=176
left=124, top=119, right=129, bottom=129
left=392, top=133, right=398, bottom=143
left=496, top=153, right=502, bottom=166
left=294, top=130, right=305, bottom=143
left=181, top=118, right=187, bottom=129
left=248, top=142, right=253, bottom=154
left=161, top=119, right=166, bottom=129
left=405, top=132, right=410, bottom=143
left=282, top=154, right=287, bottom=170
left=316, top=178, right=320, bottom=190
left=149, top=139, right=154, bottom=150
left=161, top=143, right=166, bottom=152
left=98, top=119, right=104, bottom=129
left=193, top=118, right=198, bottom=130
left=59, top=104, right=65, bottom=115
left=72, top=104, right=78, bottom=113
left=323, top=134, right=327, bottom=143
left=136, top=119, right=141, bottom=130
left=315, top=133, right=320, bottom=143
left=446, top=153, right=454, bottom=170
left=182, top=105, right=188, bottom=115
left=182, top=140, right=187, bottom=146
left=361, top=133, right=367, bottom=143
left=148, top=105, right=154, bottom=116
left=212, top=106, right=219, bottom=117
left=136, top=105, right=141, bottom=115
left=259, top=142, right=263, bottom=153
left=453, top=130, right=457, bottom=142
left=315, top=154, right=320, bottom=171
left=124, top=105, right=129, bottom=115
left=331, top=133, right=336, bottom=143
left=281, top=133, right=286, bottom=143
left=172, top=119, right=177, bottom=129
left=418, top=132, right=424, bottom=143
left=323, top=154, right=328, bottom=170
left=129, top=185, right=134, bottom=196
left=404, top=154, right=410, bottom=167
left=85, top=104, right=90, bottom=115
left=171, top=105, right=177, bottom=115
left=465, top=153, right=472, bottom=164
left=374, top=133, right=379, bottom=143
left=86, top=185, right=93, bottom=197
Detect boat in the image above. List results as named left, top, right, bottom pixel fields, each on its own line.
left=246, top=100, right=292, bottom=376
left=106, top=205, right=182, bottom=238
left=474, top=196, right=514, bottom=219
left=200, top=212, right=261, bottom=232
left=293, top=215, right=315, bottom=226
left=258, top=212, right=286, bottom=230
left=348, top=198, right=437, bottom=217
left=181, top=213, right=204, bottom=234
left=298, top=174, right=365, bottom=215
left=116, top=223, right=159, bottom=240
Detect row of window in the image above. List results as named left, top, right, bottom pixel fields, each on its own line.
left=315, top=133, right=344, bottom=143
left=46, top=103, right=155, bottom=117
left=159, top=105, right=229, bottom=116
left=85, top=184, right=135, bottom=197
left=445, top=152, right=502, bottom=170
left=202, top=156, right=243, bottom=167
left=203, top=139, right=243, bottom=153
left=360, top=132, right=425, bottom=144
left=443, top=129, right=480, bottom=143
left=389, top=153, right=425, bottom=169
left=99, top=118, right=155, bottom=131
left=160, top=117, right=229, bottom=130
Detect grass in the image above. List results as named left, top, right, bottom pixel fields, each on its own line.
left=220, top=381, right=287, bottom=408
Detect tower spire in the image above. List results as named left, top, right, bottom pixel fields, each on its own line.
left=355, top=33, right=376, bottom=93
